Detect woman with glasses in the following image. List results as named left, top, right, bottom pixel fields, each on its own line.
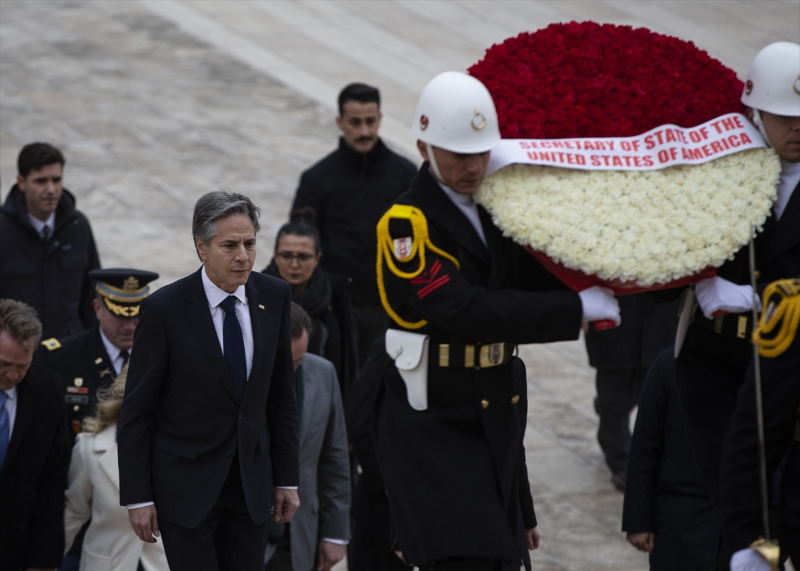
left=263, top=208, right=358, bottom=397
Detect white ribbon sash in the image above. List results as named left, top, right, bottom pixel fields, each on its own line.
left=486, top=113, right=767, bottom=176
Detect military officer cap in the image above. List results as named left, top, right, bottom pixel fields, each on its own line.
left=90, top=268, right=159, bottom=318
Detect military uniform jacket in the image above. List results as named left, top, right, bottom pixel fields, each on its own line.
left=0, top=184, right=100, bottom=339
left=38, top=325, right=118, bottom=443
left=373, top=165, right=582, bottom=567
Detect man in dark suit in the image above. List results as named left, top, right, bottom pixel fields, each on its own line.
left=0, top=298, right=71, bottom=571
left=676, top=42, right=800, bottom=525
left=117, top=190, right=300, bottom=571
left=39, top=268, right=159, bottom=440
left=373, top=72, right=620, bottom=570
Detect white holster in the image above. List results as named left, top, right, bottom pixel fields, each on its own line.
left=385, top=329, right=430, bottom=411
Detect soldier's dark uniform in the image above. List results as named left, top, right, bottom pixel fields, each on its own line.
left=38, top=269, right=158, bottom=443
left=721, top=277, right=800, bottom=568
left=373, top=165, right=583, bottom=569
left=677, top=183, right=800, bottom=513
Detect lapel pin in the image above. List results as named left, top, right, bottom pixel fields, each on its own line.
left=259, top=304, right=265, bottom=310
left=94, top=357, right=103, bottom=364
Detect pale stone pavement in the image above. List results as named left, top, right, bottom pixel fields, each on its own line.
left=1, top=2, right=798, bottom=570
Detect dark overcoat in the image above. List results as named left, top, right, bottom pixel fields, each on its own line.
left=0, top=184, right=100, bottom=339
left=0, top=365, right=70, bottom=570
left=373, top=165, right=582, bottom=568
left=622, top=348, right=719, bottom=571
left=677, top=181, right=800, bottom=511
left=117, top=269, right=299, bottom=528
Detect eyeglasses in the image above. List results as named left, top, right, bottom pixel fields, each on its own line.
left=276, top=251, right=316, bottom=263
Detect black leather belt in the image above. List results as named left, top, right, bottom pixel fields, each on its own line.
left=694, top=312, right=751, bottom=340
left=430, top=341, right=515, bottom=369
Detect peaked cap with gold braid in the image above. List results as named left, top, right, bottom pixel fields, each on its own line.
left=90, top=268, right=159, bottom=318
left=753, top=277, right=800, bottom=358
left=376, top=204, right=460, bottom=329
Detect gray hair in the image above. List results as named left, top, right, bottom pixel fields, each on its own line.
left=192, top=189, right=262, bottom=249
left=0, top=299, right=42, bottom=351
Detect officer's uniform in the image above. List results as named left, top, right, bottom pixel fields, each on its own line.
left=720, top=277, right=800, bottom=568
left=373, top=165, right=583, bottom=569
left=677, top=186, right=800, bottom=512
left=38, top=269, right=158, bottom=442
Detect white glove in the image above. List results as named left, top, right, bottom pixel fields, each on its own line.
left=578, top=286, right=620, bottom=325
left=695, top=276, right=760, bottom=319
left=730, top=548, right=771, bottom=571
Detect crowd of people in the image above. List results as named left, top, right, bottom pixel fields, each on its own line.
left=0, top=39, right=798, bottom=571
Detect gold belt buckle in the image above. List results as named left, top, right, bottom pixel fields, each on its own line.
left=478, top=342, right=505, bottom=369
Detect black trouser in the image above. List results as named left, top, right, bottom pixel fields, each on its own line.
left=160, top=453, right=268, bottom=571
left=264, top=527, right=293, bottom=571
left=594, top=366, right=648, bottom=475
left=419, top=557, right=518, bottom=571
left=350, top=526, right=408, bottom=571
left=351, top=305, right=389, bottom=370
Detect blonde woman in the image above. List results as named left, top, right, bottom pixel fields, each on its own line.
left=64, top=365, right=168, bottom=570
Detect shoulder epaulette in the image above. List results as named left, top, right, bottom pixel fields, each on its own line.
left=40, top=338, right=62, bottom=351
left=376, top=204, right=460, bottom=330
left=753, top=277, right=800, bottom=358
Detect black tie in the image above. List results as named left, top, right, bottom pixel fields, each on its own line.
left=119, top=350, right=129, bottom=368
left=220, top=296, right=247, bottom=401
left=41, top=226, right=51, bottom=242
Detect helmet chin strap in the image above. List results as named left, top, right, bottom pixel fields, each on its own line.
left=426, top=143, right=445, bottom=183
left=752, top=110, right=773, bottom=148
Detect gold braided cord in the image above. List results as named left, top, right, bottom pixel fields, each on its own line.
left=753, top=279, right=800, bottom=358
left=376, top=205, right=460, bottom=329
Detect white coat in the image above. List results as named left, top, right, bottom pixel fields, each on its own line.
left=64, top=423, right=169, bottom=570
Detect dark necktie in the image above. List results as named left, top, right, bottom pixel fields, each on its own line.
left=41, top=226, right=51, bottom=242
left=220, top=296, right=247, bottom=401
left=119, top=350, right=130, bottom=368
left=0, top=391, right=9, bottom=472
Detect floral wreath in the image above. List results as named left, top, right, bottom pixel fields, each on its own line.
left=469, top=22, right=779, bottom=290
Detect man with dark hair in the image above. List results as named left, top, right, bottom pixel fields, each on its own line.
left=118, top=189, right=300, bottom=571
left=0, top=298, right=71, bottom=571
left=0, top=142, right=101, bottom=339
left=265, top=302, right=350, bottom=571
left=292, top=83, right=417, bottom=367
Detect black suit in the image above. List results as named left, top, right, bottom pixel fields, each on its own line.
left=678, top=182, right=800, bottom=514
left=0, top=365, right=71, bottom=570
left=373, top=165, right=580, bottom=568
left=117, top=268, right=299, bottom=569
left=38, top=325, right=118, bottom=443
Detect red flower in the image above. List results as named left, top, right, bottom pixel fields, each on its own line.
left=469, top=22, right=743, bottom=139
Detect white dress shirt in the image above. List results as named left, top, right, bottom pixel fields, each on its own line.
left=27, top=211, right=55, bottom=238
left=99, top=329, right=128, bottom=376
left=201, top=265, right=254, bottom=379
left=2, top=387, right=17, bottom=440
left=438, top=180, right=488, bottom=248
left=775, top=159, right=800, bottom=221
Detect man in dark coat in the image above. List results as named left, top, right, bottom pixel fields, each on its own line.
left=291, top=83, right=417, bottom=367
left=0, top=299, right=71, bottom=571
left=38, top=268, right=159, bottom=441
left=721, top=277, right=800, bottom=571
left=118, top=190, right=300, bottom=571
left=373, top=72, right=620, bottom=570
left=622, top=348, right=719, bottom=570
left=676, top=42, right=800, bottom=525
left=0, top=142, right=101, bottom=340
left=585, top=294, right=680, bottom=490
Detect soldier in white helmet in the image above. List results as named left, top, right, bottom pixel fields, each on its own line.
left=672, top=41, right=800, bottom=569
left=371, top=71, right=620, bottom=570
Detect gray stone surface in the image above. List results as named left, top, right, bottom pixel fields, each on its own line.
left=2, top=2, right=798, bottom=570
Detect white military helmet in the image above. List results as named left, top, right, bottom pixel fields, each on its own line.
left=741, top=42, right=800, bottom=146
left=412, top=71, right=501, bottom=154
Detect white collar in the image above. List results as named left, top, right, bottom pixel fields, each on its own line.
left=775, top=159, right=800, bottom=220
left=1, top=386, right=16, bottom=402
left=99, top=328, right=124, bottom=363
left=27, top=211, right=55, bottom=235
left=201, top=265, right=247, bottom=309
left=438, top=181, right=476, bottom=206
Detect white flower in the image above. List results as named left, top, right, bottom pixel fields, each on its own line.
left=476, top=149, right=781, bottom=287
